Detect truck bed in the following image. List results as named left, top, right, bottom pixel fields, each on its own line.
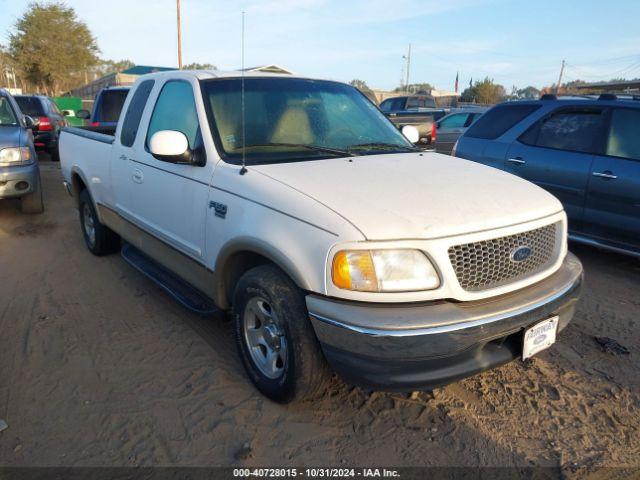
left=62, top=125, right=116, bottom=143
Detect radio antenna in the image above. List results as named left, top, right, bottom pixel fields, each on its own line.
left=239, top=10, right=248, bottom=175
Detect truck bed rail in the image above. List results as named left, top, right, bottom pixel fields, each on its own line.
left=62, top=126, right=115, bottom=144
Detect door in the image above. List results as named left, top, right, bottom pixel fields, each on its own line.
left=129, top=79, right=211, bottom=260
left=436, top=112, right=470, bottom=154
left=504, top=106, right=607, bottom=231
left=584, top=107, right=640, bottom=251
left=111, top=79, right=155, bottom=216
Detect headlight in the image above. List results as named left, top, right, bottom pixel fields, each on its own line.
left=0, top=147, right=31, bottom=165
left=332, top=249, right=440, bottom=292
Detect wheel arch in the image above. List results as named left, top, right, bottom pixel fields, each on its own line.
left=213, top=237, right=312, bottom=309
left=70, top=167, right=89, bottom=207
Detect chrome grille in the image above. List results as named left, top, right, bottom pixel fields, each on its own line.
left=448, top=223, right=559, bottom=292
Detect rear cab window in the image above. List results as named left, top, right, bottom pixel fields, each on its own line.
left=465, top=104, right=541, bottom=140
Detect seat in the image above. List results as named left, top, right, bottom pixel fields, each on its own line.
left=270, top=107, right=313, bottom=144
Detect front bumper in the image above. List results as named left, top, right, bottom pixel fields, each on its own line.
left=307, top=252, right=583, bottom=391
left=0, top=163, right=39, bottom=199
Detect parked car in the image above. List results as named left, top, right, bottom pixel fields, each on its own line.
left=0, top=89, right=44, bottom=213
left=14, top=94, right=68, bottom=161
left=60, top=71, right=582, bottom=402
left=379, top=94, right=447, bottom=145
left=435, top=107, right=487, bottom=155
left=454, top=95, right=640, bottom=257
left=77, top=86, right=130, bottom=128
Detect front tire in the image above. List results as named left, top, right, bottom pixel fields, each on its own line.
left=233, top=265, right=331, bottom=403
left=78, top=189, right=120, bottom=255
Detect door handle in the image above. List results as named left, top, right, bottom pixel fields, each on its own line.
left=132, top=168, right=144, bottom=184
left=592, top=171, right=617, bottom=180
left=507, top=157, right=526, bottom=165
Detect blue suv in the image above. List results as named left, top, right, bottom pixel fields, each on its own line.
left=454, top=95, right=640, bottom=257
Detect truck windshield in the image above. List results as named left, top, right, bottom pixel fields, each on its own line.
left=0, top=96, right=19, bottom=126
left=201, top=78, right=416, bottom=164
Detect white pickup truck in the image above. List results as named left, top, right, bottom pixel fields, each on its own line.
left=60, top=70, right=583, bottom=402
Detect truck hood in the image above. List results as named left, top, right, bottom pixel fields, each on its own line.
left=0, top=126, right=24, bottom=148
left=251, top=152, right=564, bottom=240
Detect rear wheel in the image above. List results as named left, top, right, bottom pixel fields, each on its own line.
left=233, top=265, right=331, bottom=403
left=20, top=173, right=44, bottom=214
left=78, top=189, right=120, bottom=255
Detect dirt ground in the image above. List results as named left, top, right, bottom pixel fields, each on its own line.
left=0, top=157, right=638, bottom=477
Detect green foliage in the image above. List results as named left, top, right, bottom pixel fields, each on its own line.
left=183, top=62, right=217, bottom=71
left=349, top=79, right=371, bottom=92
left=506, top=85, right=540, bottom=100
left=460, top=77, right=506, bottom=104
left=8, top=1, right=99, bottom=94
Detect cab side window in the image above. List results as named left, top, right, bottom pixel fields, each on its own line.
left=519, top=108, right=606, bottom=154
left=439, top=113, right=468, bottom=129
left=146, top=80, right=200, bottom=149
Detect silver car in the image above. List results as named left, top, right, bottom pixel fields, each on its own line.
left=0, top=89, right=43, bottom=213
left=435, top=108, right=487, bottom=155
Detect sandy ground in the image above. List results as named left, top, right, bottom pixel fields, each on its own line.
left=0, top=157, right=638, bottom=477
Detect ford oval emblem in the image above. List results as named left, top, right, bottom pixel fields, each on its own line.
left=534, top=334, right=547, bottom=345
left=510, top=245, right=533, bottom=262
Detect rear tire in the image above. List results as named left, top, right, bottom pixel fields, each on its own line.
left=20, top=173, right=44, bottom=214
left=233, top=265, right=331, bottom=403
left=78, top=189, right=120, bottom=255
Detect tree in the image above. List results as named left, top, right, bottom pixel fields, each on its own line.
left=349, top=79, right=370, bottom=91
left=460, top=77, right=506, bottom=104
left=8, top=2, right=99, bottom=95
left=183, top=62, right=217, bottom=70
left=516, top=86, right=540, bottom=99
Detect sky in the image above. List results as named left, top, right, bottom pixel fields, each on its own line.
left=1, top=0, right=640, bottom=91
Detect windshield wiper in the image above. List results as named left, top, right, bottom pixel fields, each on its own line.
left=347, top=142, right=421, bottom=153
left=237, top=142, right=356, bottom=157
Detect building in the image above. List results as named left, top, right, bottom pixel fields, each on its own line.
left=240, top=65, right=294, bottom=75
left=67, top=65, right=176, bottom=101
left=574, top=80, right=640, bottom=94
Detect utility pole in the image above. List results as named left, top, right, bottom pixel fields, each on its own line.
left=176, top=0, right=183, bottom=69
left=404, top=43, right=412, bottom=93
left=555, top=59, right=565, bottom=95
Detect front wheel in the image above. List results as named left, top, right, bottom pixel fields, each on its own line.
left=233, top=265, right=331, bottom=403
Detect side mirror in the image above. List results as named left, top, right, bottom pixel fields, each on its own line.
left=24, top=115, right=38, bottom=130
left=76, top=109, right=90, bottom=120
left=149, top=130, right=193, bottom=164
left=401, top=125, right=420, bottom=144
left=436, top=122, right=442, bottom=129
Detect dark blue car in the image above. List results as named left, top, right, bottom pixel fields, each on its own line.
left=454, top=95, right=640, bottom=257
